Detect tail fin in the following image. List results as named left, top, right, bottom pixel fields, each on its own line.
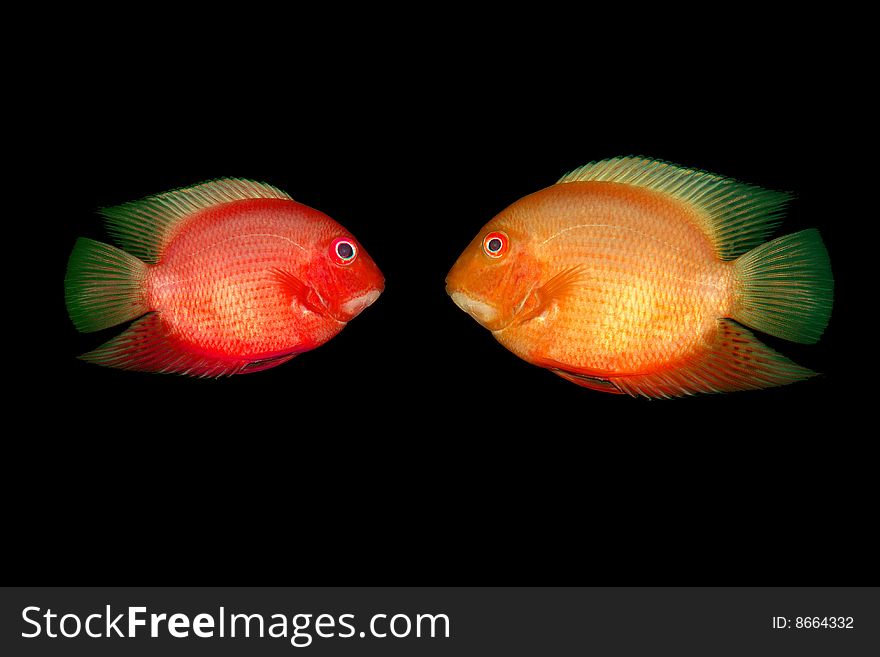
left=732, top=229, right=833, bottom=344
left=65, top=237, right=150, bottom=332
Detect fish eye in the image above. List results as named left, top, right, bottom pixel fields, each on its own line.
left=331, top=237, right=357, bottom=265
left=482, top=231, right=509, bottom=258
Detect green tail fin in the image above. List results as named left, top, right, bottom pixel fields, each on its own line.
left=732, top=229, right=833, bottom=344
left=65, top=237, right=150, bottom=333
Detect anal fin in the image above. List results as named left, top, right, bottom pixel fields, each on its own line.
left=608, top=319, right=816, bottom=399
left=80, top=313, right=294, bottom=378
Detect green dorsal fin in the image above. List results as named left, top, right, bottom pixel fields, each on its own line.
left=100, top=178, right=292, bottom=263
left=557, top=156, right=792, bottom=260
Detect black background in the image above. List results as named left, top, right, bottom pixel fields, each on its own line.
left=11, top=18, right=870, bottom=590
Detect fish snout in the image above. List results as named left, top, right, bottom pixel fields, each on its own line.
left=337, top=286, right=383, bottom=321
left=446, top=284, right=504, bottom=329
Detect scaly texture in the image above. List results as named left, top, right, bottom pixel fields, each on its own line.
left=147, top=198, right=343, bottom=359
left=496, top=181, right=732, bottom=375
left=67, top=179, right=384, bottom=376
left=446, top=157, right=833, bottom=398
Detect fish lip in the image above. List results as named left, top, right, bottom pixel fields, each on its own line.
left=446, top=287, right=510, bottom=330
left=332, top=286, right=383, bottom=322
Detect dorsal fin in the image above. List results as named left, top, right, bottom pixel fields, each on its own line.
left=557, top=156, right=791, bottom=260
left=100, top=178, right=292, bottom=263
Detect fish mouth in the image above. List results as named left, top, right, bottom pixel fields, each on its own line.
left=333, top=287, right=383, bottom=322
left=446, top=287, right=509, bottom=330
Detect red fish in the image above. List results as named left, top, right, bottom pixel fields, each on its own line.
left=65, top=179, right=384, bottom=376
left=446, top=157, right=834, bottom=398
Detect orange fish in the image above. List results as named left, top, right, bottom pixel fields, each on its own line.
left=446, top=156, right=833, bottom=398
left=65, top=179, right=384, bottom=376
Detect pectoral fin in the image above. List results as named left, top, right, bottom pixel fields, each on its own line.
left=551, top=368, right=624, bottom=394
left=270, top=268, right=327, bottom=314
left=517, top=266, right=588, bottom=323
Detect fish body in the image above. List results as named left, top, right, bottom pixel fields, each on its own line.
left=65, top=179, right=383, bottom=376
left=446, top=157, right=833, bottom=398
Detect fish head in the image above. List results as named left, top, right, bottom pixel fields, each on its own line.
left=310, top=232, right=385, bottom=323
left=446, top=218, right=542, bottom=332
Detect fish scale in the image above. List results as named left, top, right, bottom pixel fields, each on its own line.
left=446, top=156, right=833, bottom=398
left=499, top=182, right=730, bottom=374
left=65, top=179, right=384, bottom=377
left=151, top=209, right=326, bottom=356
